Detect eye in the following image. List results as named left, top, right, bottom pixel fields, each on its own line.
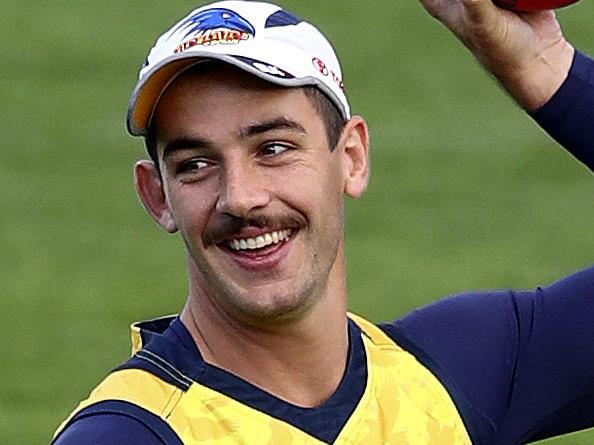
left=176, top=158, right=210, bottom=174
left=260, top=143, right=292, bottom=157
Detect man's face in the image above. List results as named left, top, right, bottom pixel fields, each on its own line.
left=139, top=65, right=367, bottom=324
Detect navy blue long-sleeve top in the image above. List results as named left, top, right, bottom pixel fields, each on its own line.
left=54, top=51, right=594, bottom=444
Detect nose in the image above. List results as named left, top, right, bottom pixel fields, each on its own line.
left=215, top=160, right=272, bottom=218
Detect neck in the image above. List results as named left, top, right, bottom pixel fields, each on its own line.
left=180, top=249, right=349, bottom=407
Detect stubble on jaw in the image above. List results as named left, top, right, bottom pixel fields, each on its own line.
left=183, top=227, right=342, bottom=330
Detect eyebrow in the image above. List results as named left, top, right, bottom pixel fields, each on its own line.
left=161, top=117, right=307, bottom=161
left=241, top=117, right=307, bottom=138
left=162, top=136, right=214, bottom=161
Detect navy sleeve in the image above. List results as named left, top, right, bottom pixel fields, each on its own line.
left=53, top=414, right=165, bottom=445
left=385, top=265, right=594, bottom=444
left=530, top=50, right=594, bottom=166
left=52, top=400, right=183, bottom=445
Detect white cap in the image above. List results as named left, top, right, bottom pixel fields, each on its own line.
left=127, top=0, right=350, bottom=136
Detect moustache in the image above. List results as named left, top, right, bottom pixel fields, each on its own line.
left=203, top=212, right=306, bottom=246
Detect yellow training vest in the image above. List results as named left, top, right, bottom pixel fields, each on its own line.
left=54, top=314, right=471, bottom=444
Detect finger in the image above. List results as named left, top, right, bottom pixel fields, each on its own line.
left=419, top=0, right=455, bottom=19
left=461, top=0, right=500, bottom=25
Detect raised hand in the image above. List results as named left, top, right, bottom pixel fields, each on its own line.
left=419, top=0, right=574, bottom=110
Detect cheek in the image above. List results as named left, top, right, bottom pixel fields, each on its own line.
left=280, top=160, right=344, bottom=221
left=313, top=156, right=345, bottom=203
left=317, top=162, right=346, bottom=231
left=166, top=183, right=217, bottom=239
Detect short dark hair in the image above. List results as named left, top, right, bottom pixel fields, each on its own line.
left=303, top=86, right=347, bottom=152
left=144, top=85, right=346, bottom=165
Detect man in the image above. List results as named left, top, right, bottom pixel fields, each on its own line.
left=53, top=0, right=594, bottom=443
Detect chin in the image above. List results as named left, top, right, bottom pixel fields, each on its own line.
left=225, top=282, right=317, bottom=325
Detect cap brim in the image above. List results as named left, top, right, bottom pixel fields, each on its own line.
left=126, top=51, right=348, bottom=136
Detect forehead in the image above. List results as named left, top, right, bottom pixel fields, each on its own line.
left=151, top=63, right=323, bottom=142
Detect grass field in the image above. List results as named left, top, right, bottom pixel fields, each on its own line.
left=2, top=1, right=594, bottom=443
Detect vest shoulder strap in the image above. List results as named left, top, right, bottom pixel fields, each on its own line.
left=53, top=368, right=183, bottom=441
left=348, top=312, right=402, bottom=350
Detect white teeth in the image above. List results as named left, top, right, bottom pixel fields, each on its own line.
left=227, top=229, right=292, bottom=251
left=255, top=235, right=265, bottom=248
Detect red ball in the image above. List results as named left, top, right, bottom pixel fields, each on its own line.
left=494, top=0, right=580, bottom=11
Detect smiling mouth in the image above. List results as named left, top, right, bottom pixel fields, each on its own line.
left=226, top=229, right=292, bottom=252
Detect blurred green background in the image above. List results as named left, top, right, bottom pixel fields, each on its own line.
left=2, top=1, right=593, bottom=443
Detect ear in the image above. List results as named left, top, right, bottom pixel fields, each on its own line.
left=339, top=116, right=370, bottom=198
left=134, top=160, right=178, bottom=233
